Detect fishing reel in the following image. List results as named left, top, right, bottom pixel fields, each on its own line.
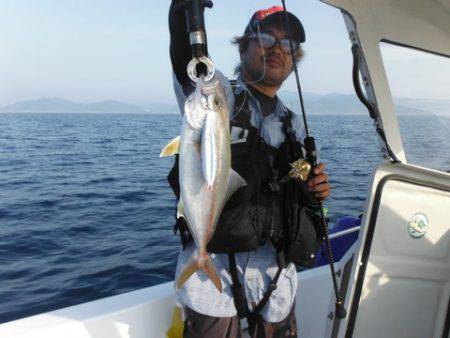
left=280, top=158, right=312, bottom=183
left=267, top=157, right=311, bottom=195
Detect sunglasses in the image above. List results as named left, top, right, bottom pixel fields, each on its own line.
left=249, top=33, right=300, bottom=54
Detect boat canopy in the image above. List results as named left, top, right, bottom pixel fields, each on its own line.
left=322, top=0, right=450, bottom=56
left=321, top=0, right=450, bottom=163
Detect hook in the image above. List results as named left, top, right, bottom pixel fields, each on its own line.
left=187, top=56, right=215, bottom=82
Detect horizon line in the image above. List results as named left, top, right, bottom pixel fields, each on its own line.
left=2, top=92, right=449, bottom=108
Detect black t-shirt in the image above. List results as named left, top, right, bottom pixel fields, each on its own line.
left=246, top=85, right=278, bottom=118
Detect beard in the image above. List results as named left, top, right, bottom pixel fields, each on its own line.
left=242, top=55, right=289, bottom=87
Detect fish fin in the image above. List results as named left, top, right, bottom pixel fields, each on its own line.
left=176, top=254, right=197, bottom=290
left=199, top=254, right=223, bottom=293
left=160, top=136, right=180, bottom=157
left=224, top=169, right=247, bottom=202
left=176, top=199, right=185, bottom=219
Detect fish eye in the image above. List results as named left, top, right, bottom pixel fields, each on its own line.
left=207, top=95, right=220, bottom=109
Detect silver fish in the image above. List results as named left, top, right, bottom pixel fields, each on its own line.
left=160, top=75, right=246, bottom=292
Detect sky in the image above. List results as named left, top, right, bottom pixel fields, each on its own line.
left=0, top=0, right=449, bottom=107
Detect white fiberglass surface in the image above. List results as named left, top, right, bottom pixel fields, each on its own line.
left=353, top=177, right=450, bottom=338
left=0, top=266, right=348, bottom=338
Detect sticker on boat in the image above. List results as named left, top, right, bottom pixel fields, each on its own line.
left=408, top=213, right=428, bottom=238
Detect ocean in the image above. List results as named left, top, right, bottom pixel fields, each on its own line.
left=0, top=113, right=448, bottom=323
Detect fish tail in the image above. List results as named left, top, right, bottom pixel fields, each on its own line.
left=199, top=253, right=222, bottom=293
left=176, top=255, right=197, bottom=290
left=175, top=252, right=223, bottom=293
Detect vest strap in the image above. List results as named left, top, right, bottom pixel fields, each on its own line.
left=227, top=250, right=286, bottom=321
left=227, top=253, right=250, bottom=319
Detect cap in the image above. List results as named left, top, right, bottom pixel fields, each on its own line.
left=244, top=6, right=305, bottom=43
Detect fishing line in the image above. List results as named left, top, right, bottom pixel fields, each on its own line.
left=280, top=0, right=309, bottom=136
left=231, top=25, right=269, bottom=121
left=246, top=0, right=257, bottom=25
left=237, top=0, right=271, bottom=87
left=434, top=112, right=450, bottom=131
left=242, top=25, right=269, bottom=85
left=235, top=0, right=301, bottom=119
left=231, top=89, right=248, bottom=121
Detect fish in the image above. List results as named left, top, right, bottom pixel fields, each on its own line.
left=160, top=74, right=246, bottom=292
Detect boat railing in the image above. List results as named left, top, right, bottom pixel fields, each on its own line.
left=329, top=225, right=361, bottom=240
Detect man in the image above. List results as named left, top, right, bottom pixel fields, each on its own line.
left=168, top=3, right=330, bottom=337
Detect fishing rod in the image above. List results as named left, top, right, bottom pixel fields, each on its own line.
left=175, top=0, right=215, bottom=82
left=280, top=0, right=347, bottom=320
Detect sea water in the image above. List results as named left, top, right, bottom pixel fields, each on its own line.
left=0, top=113, right=448, bottom=323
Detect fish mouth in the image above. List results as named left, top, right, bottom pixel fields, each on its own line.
left=200, top=79, right=220, bottom=96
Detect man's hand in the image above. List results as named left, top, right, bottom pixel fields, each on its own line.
left=307, top=163, right=330, bottom=201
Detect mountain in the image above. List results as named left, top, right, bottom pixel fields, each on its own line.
left=395, top=97, right=450, bottom=116
left=83, top=100, right=145, bottom=113
left=145, top=102, right=180, bottom=114
left=0, top=98, right=149, bottom=113
left=279, top=91, right=443, bottom=115
left=1, top=94, right=448, bottom=115
left=1, top=98, right=83, bottom=113
left=279, top=91, right=371, bottom=114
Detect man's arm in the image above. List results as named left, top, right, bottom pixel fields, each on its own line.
left=169, top=0, right=209, bottom=96
left=169, top=1, right=234, bottom=116
left=169, top=1, right=191, bottom=90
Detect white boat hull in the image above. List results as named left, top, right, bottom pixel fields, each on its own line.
left=0, top=252, right=354, bottom=338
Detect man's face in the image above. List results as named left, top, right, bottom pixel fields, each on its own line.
left=241, top=24, right=294, bottom=88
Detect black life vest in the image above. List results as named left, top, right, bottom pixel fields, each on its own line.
left=167, top=80, right=323, bottom=268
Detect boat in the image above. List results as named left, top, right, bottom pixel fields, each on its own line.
left=1, top=0, right=448, bottom=337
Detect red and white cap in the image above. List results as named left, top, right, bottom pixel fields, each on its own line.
left=244, top=6, right=305, bottom=42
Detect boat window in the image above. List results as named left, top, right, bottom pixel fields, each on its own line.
left=379, top=43, right=450, bottom=173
